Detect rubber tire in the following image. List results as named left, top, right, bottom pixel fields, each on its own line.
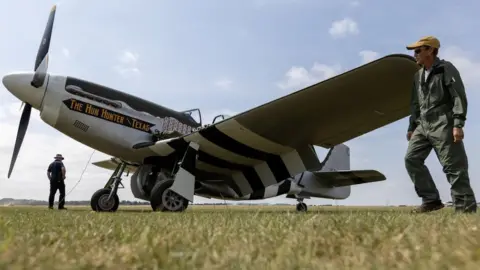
left=296, top=202, right=308, bottom=212
left=150, top=179, right=189, bottom=212
left=91, top=188, right=120, bottom=212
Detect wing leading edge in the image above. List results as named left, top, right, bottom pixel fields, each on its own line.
left=232, top=54, right=419, bottom=148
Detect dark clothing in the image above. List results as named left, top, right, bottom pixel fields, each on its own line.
left=405, top=57, right=476, bottom=213
left=49, top=181, right=65, bottom=209
left=47, top=160, right=66, bottom=209
left=48, top=160, right=65, bottom=182
left=407, top=57, right=467, bottom=131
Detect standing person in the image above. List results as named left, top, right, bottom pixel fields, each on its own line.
left=47, top=154, right=67, bottom=210
left=404, top=36, right=476, bottom=213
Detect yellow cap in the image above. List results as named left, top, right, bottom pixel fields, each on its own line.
left=406, top=36, right=440, bottom=50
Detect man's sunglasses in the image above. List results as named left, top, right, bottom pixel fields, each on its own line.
left=414, top=46, right=430, bottom=54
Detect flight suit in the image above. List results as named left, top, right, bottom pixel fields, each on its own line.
left=405, top=57, right=477, bottom=213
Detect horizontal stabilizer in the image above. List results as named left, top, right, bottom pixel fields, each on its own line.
left=312, top=169, right=386, bottom=187
left=92, top=158, right=138, bottom=173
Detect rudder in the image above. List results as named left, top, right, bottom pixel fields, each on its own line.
left=319, top=144, right=350, bottom=171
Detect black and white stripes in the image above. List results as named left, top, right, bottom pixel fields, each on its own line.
left=239, top=179, right=303, bottom=200
left=168, top=141, right=199, bottom=202
left=147, top=119, right=321, bottom=197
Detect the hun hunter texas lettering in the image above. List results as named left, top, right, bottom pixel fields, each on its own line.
left=63, top=98, right=154, bottom=133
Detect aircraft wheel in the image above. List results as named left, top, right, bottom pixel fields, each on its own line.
left=150, top=179, right=189, bottom=212
left=91, top=188, right=120, bottom=212
left=296, top=202, right=308, bottom=212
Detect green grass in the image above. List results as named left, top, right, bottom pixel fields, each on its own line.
left=0, top=204, right=480, bottom=269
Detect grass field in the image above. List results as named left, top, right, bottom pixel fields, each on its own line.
left=1, top=204, right=480, bottom=269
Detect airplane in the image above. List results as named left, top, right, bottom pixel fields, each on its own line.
left=2, top=5, right=420, bottom=213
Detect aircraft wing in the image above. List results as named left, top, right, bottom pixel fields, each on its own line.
left=312, top=169, right=386, bottom=187
left=228, top=54, right=418, bottom=149
left=140, top=54, right=418, bottom=197
left=91, top=158, right=138, bottom=173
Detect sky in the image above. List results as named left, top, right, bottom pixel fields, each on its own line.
left=1, top=0, right=480, bottom=206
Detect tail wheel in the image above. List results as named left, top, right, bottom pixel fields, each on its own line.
left=296, top=202, right=307, bottom=212
left=150, top=179, right=189, bottom=212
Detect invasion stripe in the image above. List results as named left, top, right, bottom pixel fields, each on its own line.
left=149, top=139, right=176, bottom=156
left=243, top=179, right=294, bottom=200
left=215, top=119, right=293, bottom=154
left=198, top=151, right=263, bottom=195
left=180, top=142, right=197, bottom=175
left=195, top=161, right=244, bottom=196
left=249, top=188, right=266, bottom=200
left=277, top=180, right=291, bottom=195
left=198, top=126, right=291, bottom=182
left=165, top=137, right=270, bottom=196
left=186, top=132, right=263, bottom=166
left=166, top=138, right=190, bottom=153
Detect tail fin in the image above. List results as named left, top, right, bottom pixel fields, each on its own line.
left=309, top=144, right=386, bottom=187
left=319, top=144, right=350, bottom=171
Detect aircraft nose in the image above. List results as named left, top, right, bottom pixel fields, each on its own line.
left=2, top=72, right=47, bottom=110
left=2, top=73, right=18, bottom=93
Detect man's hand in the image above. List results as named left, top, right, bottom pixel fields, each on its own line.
left=453, top=127, right=464, bottom=142
left=407, top=131, right=413, bottom=141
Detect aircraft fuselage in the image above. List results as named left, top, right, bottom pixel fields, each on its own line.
left=6, top=72, right=202, bottom=164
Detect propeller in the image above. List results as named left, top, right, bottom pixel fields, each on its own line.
left=7, top=5, right=56, bottom=178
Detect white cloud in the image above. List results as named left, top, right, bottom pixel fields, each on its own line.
left=277, top=62, right=342, bottom=91
left=114, top=50, right=141, bottom=78
left=329, top=18, right=359, bottom=38
left=214, top=78, right=233, bottom=89
left=119, top=50, right=139, bottom=65
left=62, top=48, right=70, bottom=58
left=359, top=50, right=379, bottom=64
left=350, top=1, right=360, bottom=7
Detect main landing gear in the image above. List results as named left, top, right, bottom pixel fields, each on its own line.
left=149, top=141, right=199, bottom=212
left=91, top=161, right=127, bottom=212
left=91, top=141, right=198, bottom=213
left=149, top=173, right=189, bottom=212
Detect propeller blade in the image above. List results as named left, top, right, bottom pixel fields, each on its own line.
left=7, top=104, right=32, bottom=178
left=31, top=5, right=56, bottom=88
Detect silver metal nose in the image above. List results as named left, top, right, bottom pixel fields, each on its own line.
left=2, top=73, right=17, bottom=93
left=2, top=72, right=46, bottom=110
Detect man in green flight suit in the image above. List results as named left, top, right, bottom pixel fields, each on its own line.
left=404, top=36, right=477, bottom=213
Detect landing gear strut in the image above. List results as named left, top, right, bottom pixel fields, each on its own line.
left=150, top=141, right=199, bottom=212
left=296, top=198, right=308, bottom=212
left=91, top=161, right=127, bottom=212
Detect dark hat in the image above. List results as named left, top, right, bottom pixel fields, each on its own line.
left=54, top=154, right=64, bottom=160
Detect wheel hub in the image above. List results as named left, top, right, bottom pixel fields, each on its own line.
left=161, top=189, right=184, bottom=211
left=98, top=194, right=115, bottom=211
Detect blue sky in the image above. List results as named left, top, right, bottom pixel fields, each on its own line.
left=1, top=0, right=480, bottom=206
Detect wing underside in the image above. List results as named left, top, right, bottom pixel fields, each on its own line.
left=140, top=54, right=418, bottom=197
left=92, top=158, right=138, bottom=173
